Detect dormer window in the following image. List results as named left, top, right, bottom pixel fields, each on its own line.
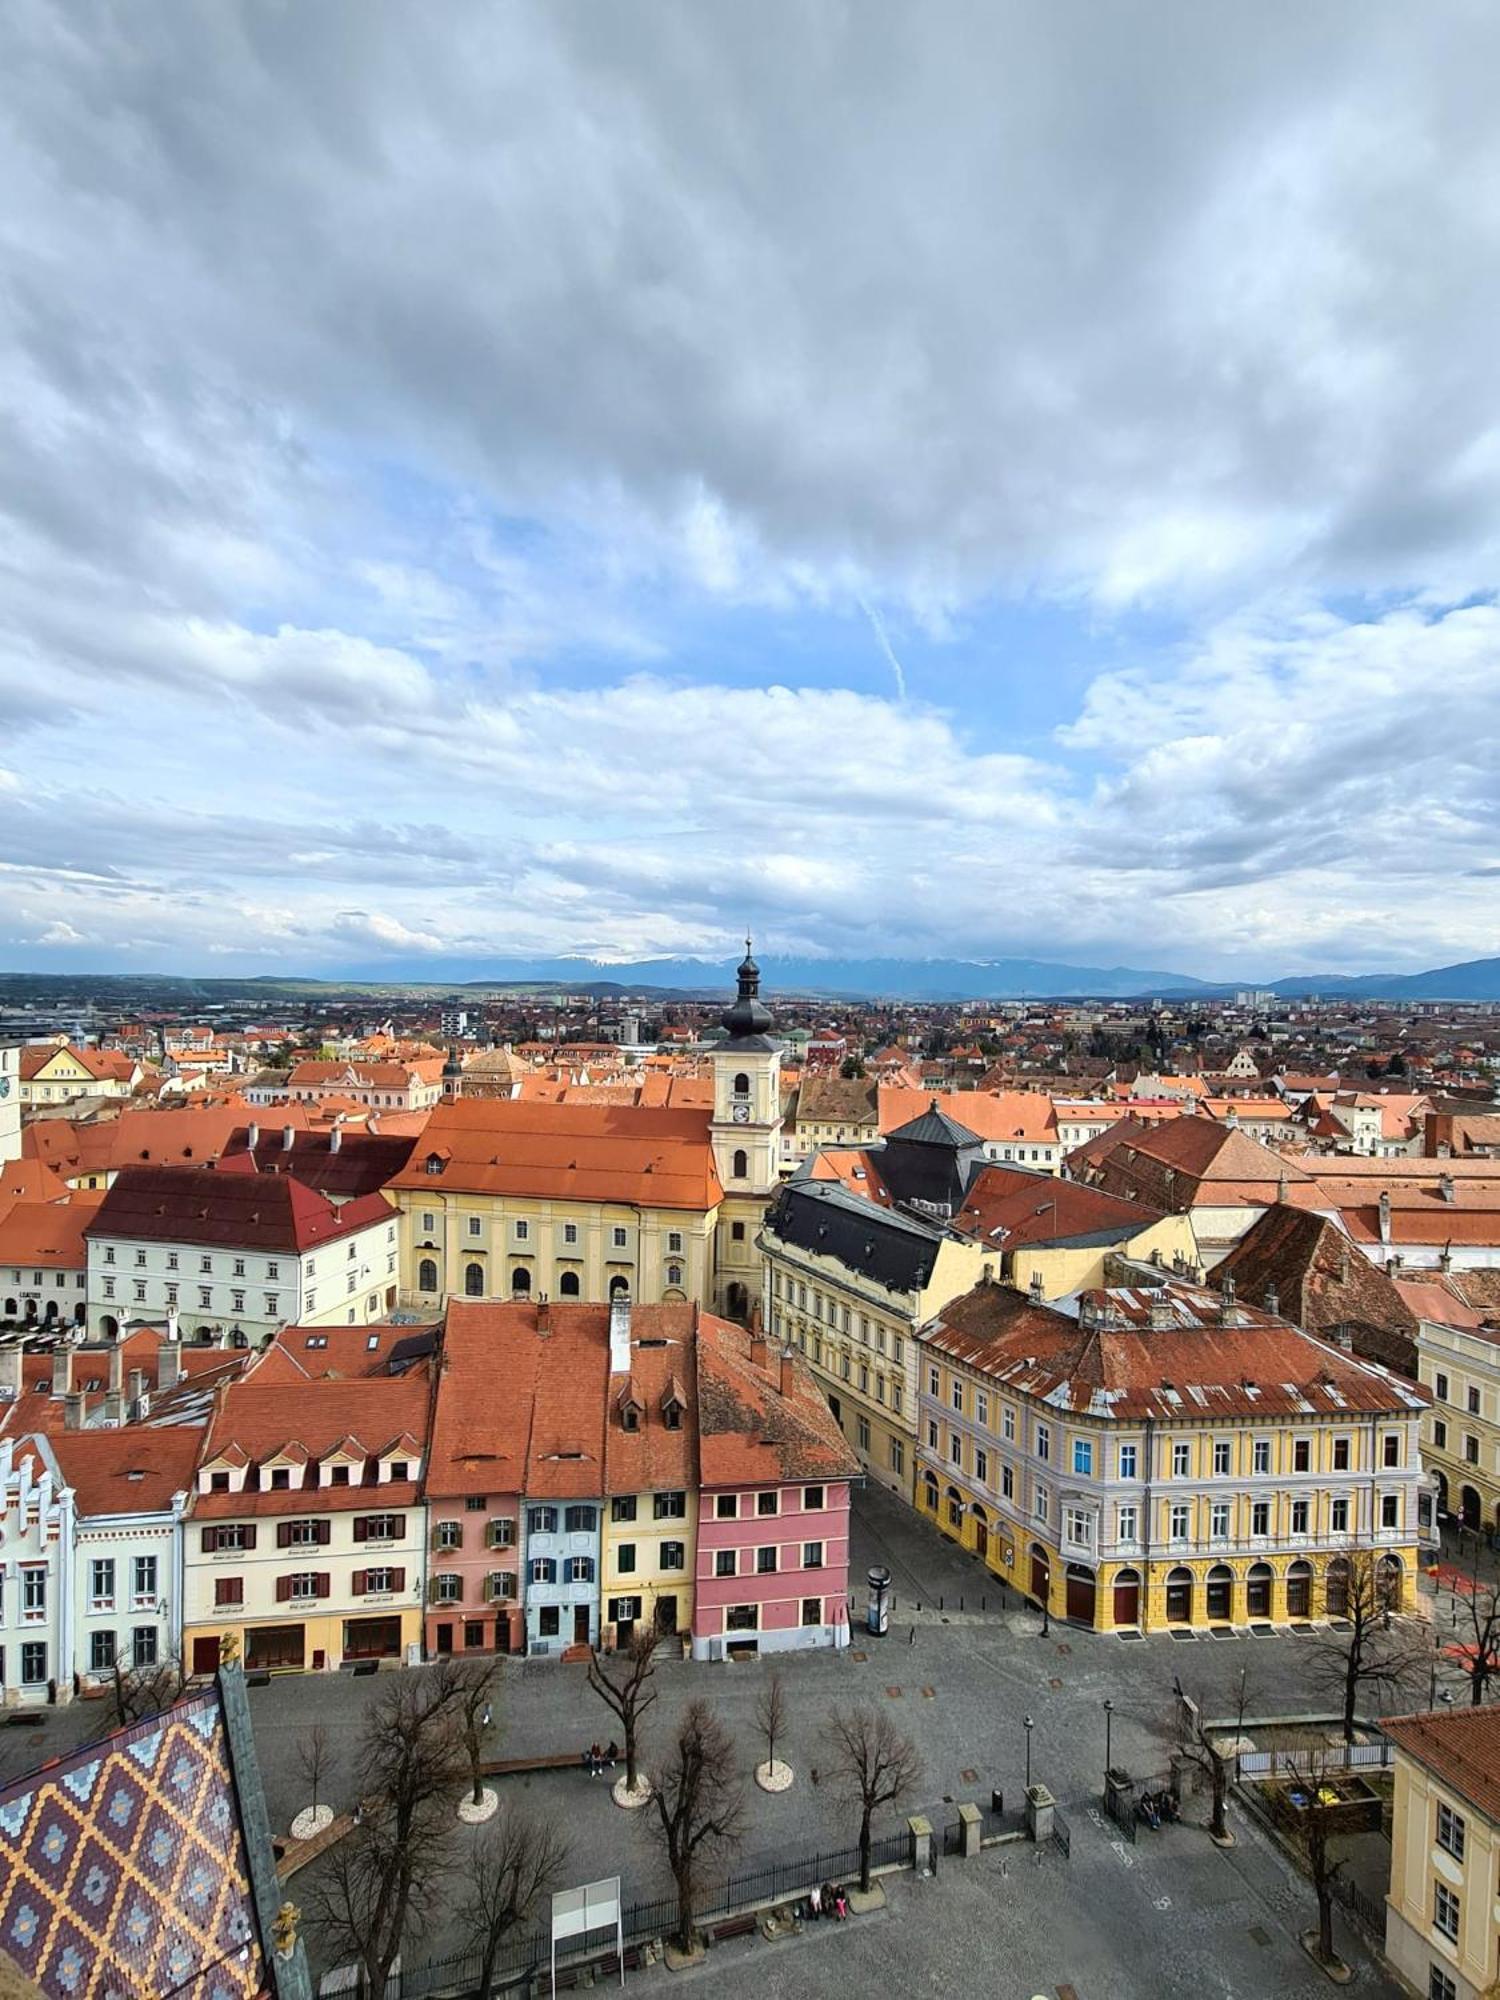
left=210, top=1471, right=230, bottom=1493
left=425, top=1155, right=443, bottom=1175
left=269, top=1467, right=290, bottom=1490
left=330, top=1464, right=350, bottom=1486
left=621, top=1402, right=641, bottom=1433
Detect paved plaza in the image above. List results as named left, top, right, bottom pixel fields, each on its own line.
left=1, top=1481, right=1448, bottom=1993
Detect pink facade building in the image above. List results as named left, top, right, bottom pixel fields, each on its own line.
left=692, top=1322, right=856, bottom=1660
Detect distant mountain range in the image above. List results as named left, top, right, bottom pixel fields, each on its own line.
left=329, top=949, right=1500, bottom=1002
left=3, top=951, right=1499, bottom=1003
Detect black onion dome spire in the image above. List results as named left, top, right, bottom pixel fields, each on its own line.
left=720, top=936, right=774, bottom=1041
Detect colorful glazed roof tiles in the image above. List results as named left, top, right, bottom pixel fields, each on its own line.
left=0, top=1677, right=304, bottom=1999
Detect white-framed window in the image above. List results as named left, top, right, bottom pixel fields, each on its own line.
left=1118, top=1442, right=1137, bottom=1479
left=975, top=1389, right=989, bottom=1428
left=515, top=1219, right=529, bottom=1241
left=1064, top=1507, right=1093, bottom=1549
left=1212, top=1439, right=1231, bottom=1476
left=132, top=1556, right=157, bottom=1604
left=1169, top=1503, right=1191, bottom=1543
left=1381, top=1492, right=1400, bottom=1530
left=1331, top=1497, right=1350, bottom=1533
left=1072, top=1438, right=1093, bottom=1477
left=1034, top=1484, right=1048, bottom=1522
left=90, top=1559, right=115, bottom=1607
left=1210, top=1502, right=1230, bottom=1541
left=22, top=1568, right=47, bottom=1616
left=468, top=1216, right=482, bottom=1238
left=1436, top=1800, right=1465, bottom=1860
left=1433, top=1880, right=1459, bottom=1942
left=1035, top=1422, right=1050, bottom=1462
left=1251, top=1501, right=1270, bottom=1537
left=1002, top=1405, right=1015, bottom=1441
left=612, top=1227, right=628, bottom=1249
left=1117, top=1503, right=1138, bottom=1543
left=1172, top=1441, right=1191, bottom=1477
left=1252, top=1437, right=1271, bottom=1475
left=1291, top=1498, right=1309, bottom=1534
left=975, top=1446, right=988, bottom=1486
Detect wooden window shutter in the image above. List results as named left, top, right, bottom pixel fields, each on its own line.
left=243, top=1524, right=257, bottom=1550
left=353, top=1517, right=368, bottom=1542
left=390, top=1567, right=405, bottom=1591
left=316, top=1573, right=331, bottom=1599
left=275, top=1575, right=291, bottom=1603
left=200, top=1526, right=218, bottom=1553
left=276, top=1523, right=292, bottom=1549
left=317, top=1520, right=332, bottom=1546
left=391, top=1515, right=406, bottom=1538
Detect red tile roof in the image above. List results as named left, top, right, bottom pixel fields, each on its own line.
left=953, top=1166, right=1166, bottom=1250
left=921, top=1276, right=1428, bottom=1422
left=0, top=1196, right=100, bottom=1269
left=193, top=1366, right=435, bottom=1516
left=85, top=1165, right=394, bottom=1252
left=1385, top=1707, right=1500, bottom=1824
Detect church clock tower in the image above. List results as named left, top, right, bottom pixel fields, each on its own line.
left=710, top=941, right=783, bottom=1320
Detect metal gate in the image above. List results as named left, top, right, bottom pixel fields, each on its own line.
left=1101, top=1786, right=1136, bottom=1844
left=1051, top=1807, right=1071, bottom=1859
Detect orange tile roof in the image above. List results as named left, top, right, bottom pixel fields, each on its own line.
left=878, top=1085, right=1059, bottom=1145
left=193, top=1366, right=435, bottom=1516
left=389, top=1098, right=722, bottom=1211
left=954, top=1166, right=1167, bottom=1249
left=0, top=1196, right=99, bottom=1268
left=695, top=1317, right=859, bottom=1488
left=50, top=1424, right=202, bottom=1516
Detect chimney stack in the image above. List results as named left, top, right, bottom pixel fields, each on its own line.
left=1264, top=1284, right=1279, bottom=1317
left=329, top=1121, right=342, bottom=1154
left=63, top=1390, right=84, bottom=1429
left=1440, top=1244, right=1453, bottom=1275
left=282, top=1125, right=295, bottom=1151
left=608, top=1296, right=631, bottom=1375
left=749, top=1330, right=768, bottom=1371
left=157, top=1344, right=183, bottom=1391
left=1218, top=1276, right=1236, bottom=1326
left=1338, top=1239, right=1350, bottom=1284
left=536, top=1294, right=550, bottom=1333
left=1029, top=1271, right=1044, bottom=1305
left=109, top=1343, right=125, bottom=1396
left=128, top=1367, right=147, bottom=1406
left=1439, top=1172, right=1456, bottom=1205
left=0, top=1345, right=22, bottom=1399
left=247, top=1121, right=260, bottom=1151
left=1378, top=1190, right=1392, bottom=1242
left=778, top=1348, right=795, bottom=1398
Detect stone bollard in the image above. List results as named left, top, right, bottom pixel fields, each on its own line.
left=958, top=1802, right=982, bottom=1859
left=1025, top=1783, right=1055, bottom=1845
left=907, top=1813, right=934, bottom=1876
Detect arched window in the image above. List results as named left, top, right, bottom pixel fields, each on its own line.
left=417, top=1257, right=438, bottom=1294
left=511, top=1267, right=532, bottom=1295
left=921, top=1470, right=939, bottom=1509
left=666, top=1263, right=682, bottom=1288
left=3, top=1298, right=14, bottom=1318
left=609, top=1276, right=630, bottom=1300
left=733, top=1072, right=750, bottom=1098
left=559, top=1270, right=581, bottom=1297
left=732, top=1149, right=748, bottom=1179
left=99, top=1313, right=119, bottom=1340
left=464, top=1262, right=484, bottom=1297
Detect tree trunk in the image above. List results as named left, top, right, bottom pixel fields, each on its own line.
left=1210, top=1760, right=1228, bottom=1840
left=1342, top=1655, right=1357, bottom=1744
left=1316, top=1881, right=1334, bottom=1965
left=625, top=1722, right=637, bottom=1792
left=673, top=1860, right=696, bottom=1956
left=858, top=1805, right=873, bottom=1894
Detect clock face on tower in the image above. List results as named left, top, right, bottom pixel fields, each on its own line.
left=731, top=1101, right=750, bottom=1123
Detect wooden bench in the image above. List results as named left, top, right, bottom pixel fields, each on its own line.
left=551, top=1943, right=643, bottom=1988
left=481, top=1751, right=593, bottom=1777
left=708, top=1913, right=758, bottom=1945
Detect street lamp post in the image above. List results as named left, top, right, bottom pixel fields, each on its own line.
left=1024, top=1713, right=1034, bottom=1792
left=1104, top=1697, right=1114, bottom=1788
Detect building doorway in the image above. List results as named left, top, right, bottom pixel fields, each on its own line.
left=655, top=1594, right=679, bottom=1636
left=573, top=1605, right=591, bottom=1646
left=1205, top=1564, right=1234, bottom=1623
left=1112, top=1568, right=1141, bottom=1627
left=1286, top=1560, right=1312, bottom=1619
left=245, top=1624, right=304, bottom=1672
left=1325, top=1556, right=1351, bottom=1618
left=1461, top=1485, right=1482, bottom=1531
left=1165, top=1567, right=1194, bottom=1624
left=344, top=1617, right=402, bottom=1662
left=1029, top=1543, right=1051, bottom=1609
left=192, top=1635, right=220, bottom=1676
left=1065, top=1563, right=1097, bottom=1626
left=972, top=1507, right=988, bottom=1563
left=1246, top=1562, right=1274, bottom=1619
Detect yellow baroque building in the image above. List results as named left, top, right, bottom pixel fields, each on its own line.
left=915, top=1272, right=1432, bottom=1633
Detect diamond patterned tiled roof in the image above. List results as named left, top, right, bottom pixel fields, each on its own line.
left=0, top=1687, right=270, bottom=1999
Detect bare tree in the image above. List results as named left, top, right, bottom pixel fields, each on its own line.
left=295, top=1723, right=333, bottom=1823
left=1305, top=1553, right=1427, bottom=1741
left=1274, top=1754, right=1349, bottom=1975
left=458, top=1805, right=570, bottom=1997
left=587, top=1627, right=658, bottom=1794
left=755, top=1671, right=789, bottom=1781
left=303, top=1661, right=469, bottom=1996
left=455, top=1658, right=502, bottom=1807
left=826, top=1705, right=923, bottom=1894
left=1445, top=1537, right=1500, bottom=1707
left=647, top=1700, right=746, bottom=1957
left=107, top=1652, right=187, bottom=1729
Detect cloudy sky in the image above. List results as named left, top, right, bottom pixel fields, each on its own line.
left=3, top=2, right=1500, bottom=981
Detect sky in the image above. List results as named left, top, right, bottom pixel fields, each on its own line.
left=3, top=2, right=1500, bottom=983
